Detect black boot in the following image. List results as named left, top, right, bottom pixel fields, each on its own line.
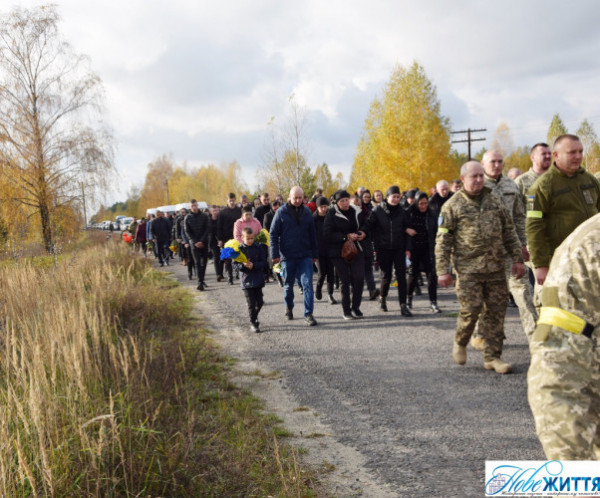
left=400, top=303, right=412, bottom=317
left=380, top=297, right=388, bottom=312
left=430, top=301, right=441, bottom=313
left=328, top=294, right=337, bottom=305
left=407, top=295, right=413, bottom=309
left=315, top=283, right=323, bottom=301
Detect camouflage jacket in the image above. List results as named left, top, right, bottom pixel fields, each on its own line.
left=515, top=168, right=545, bottom=211
left=534, top=213, right=600, bottom=342
left=435, top=187, right=523, bottom=275
left=525, top=164, right=600, bottom=268
left=484, top=173, right=526, bottom=245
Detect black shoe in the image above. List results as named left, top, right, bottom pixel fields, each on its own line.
left=430, top=302, right=442, bottom=313
left=197, top=282, right=205, bottom=291
left=508, top=295, right=517, bottom=308
left=407, top=296, right=413, bottom=309
left=285, top=307, right=293, bottom=320
left=369, top=289, right=380, bottom=301
left=159, top=262, right=164, bottom=267
left=380, top=298, right=388, bottom=312
left=228, top=278, right=234, bottom=285
left=188, top=273, right=193, bottom=280
left=328, top=294, right=338, bottom=305
left=202, top=281, right=208, bottom=287
left=251, top=321, right=261, bottom=333
left=305, top=314, right=317, bottom=326
left=400, top=304, right=413, bottom=317
left=343, top=312, right=355, bottom=320
left=351, top=309, right=364, bottom=319
left=315, top=286, right=323, bottom=300
left=415, top=285, right=421, bottom=296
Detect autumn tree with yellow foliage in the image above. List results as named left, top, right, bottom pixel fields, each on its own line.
left=351, top=62, right=455, bottom=192
left=0, top=5, right=113, bottom=253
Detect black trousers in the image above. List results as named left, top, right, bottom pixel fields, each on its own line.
left=316, top=253, right=335, bottom=296
left=378, top=248, right=407, bottom=305
left=332, top=253, right=365, bottom=314
left=155, top=239, right=169, bottom=264
left=210, top=241, right=223, bottom=277
left=190, top=245, right=207, bottom=283
left=184, top=245, right=195, bottom=277
left=243, top=287, right=264, bottom=322
left=407, top=246, right=437, bottom=302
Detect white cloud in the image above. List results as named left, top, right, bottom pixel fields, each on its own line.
left=7, top=0, right=600, bottom=203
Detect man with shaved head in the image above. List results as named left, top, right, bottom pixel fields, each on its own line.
left=436, top=161, right=525, bottom=374
left=469, top=149, right=537, bottom=346
left=270, top=186, right=319, bottom=326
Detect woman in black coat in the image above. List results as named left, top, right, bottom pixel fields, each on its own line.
left=323, top=190, right=367, bottom=319
left=406, top=192, right=441, bottom=313
left=366, top=186, right=413, bottom=316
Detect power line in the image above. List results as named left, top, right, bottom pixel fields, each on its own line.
left=452, top=128, right=486, bottom=159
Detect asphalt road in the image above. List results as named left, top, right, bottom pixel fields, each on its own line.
left=163, top=256, right=544, bottom=497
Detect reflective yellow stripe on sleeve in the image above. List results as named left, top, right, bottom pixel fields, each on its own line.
left=527, top=210, right=543, bottom=218
left=537, top=306, right=589, bottom=336
left=438, top=227, right=449, bottom=234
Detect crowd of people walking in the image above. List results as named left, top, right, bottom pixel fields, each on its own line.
left=121, top=133, right=600, bottom=461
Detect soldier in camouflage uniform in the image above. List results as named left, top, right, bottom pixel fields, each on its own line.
left=436, top=161, right=525, bottom=374
left=528, top=213, right=600, bottom=460
left=515, top=143, right=552, bottom=209
left=469, top=150, right=537, bottom=345
left=526, top=134, right=600, bottom=285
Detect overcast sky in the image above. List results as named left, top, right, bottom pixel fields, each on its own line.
left=11, top=0, right=600, bottom=203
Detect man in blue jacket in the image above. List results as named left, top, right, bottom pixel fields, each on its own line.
left=270, top=186, right=319, bottom=326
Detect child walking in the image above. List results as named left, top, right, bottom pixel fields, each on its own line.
left=235, top=227, right=267, bottom=333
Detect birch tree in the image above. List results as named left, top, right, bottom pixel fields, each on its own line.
left=0, top=5, right=114, bottom=252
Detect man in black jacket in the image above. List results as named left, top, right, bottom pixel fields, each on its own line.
left=428, top=180, right=453, bottom=218
left=217, top=193, right=242, bottom=284
left=253, top=192, right=271, bottom=226
left=150, top=210, right=172, bottom=266
left=184, top=199, right=210, bottom=291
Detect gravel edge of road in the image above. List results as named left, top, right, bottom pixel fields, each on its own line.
left=165, top=264, right=399, bottom=497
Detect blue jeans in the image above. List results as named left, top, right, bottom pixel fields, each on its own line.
left=281, top=257, right=314, bottom=316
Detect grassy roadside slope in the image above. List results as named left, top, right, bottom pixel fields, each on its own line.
left=0, top=235, right=316, bottom=496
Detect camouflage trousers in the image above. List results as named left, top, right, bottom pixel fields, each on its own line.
left=507, top=259, right=538, bottom=342
left=528, top=330, right=600, bottom=460
left=455, top=271, right=508, bottom=362
left=473, top=259, right=538, bottom=343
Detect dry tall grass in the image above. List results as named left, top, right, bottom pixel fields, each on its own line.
left=0, top=237, right=316, bottom=496
left=0, top=242, right=159, bottom=495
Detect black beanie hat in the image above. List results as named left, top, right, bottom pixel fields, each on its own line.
left=385, top=186, right=401, bottom=197
left=334, top=190, right=351, bottom=202
left=316, top=196, right=330, bottom=207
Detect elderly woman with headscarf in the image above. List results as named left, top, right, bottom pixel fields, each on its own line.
left=366, top=186, right=413, bottom=316
left=323, top=190, right=367, bottom=320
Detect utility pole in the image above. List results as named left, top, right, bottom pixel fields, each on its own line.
left=80, top=181, right=87, bottom=227
left=165, top=179, right=170, bottom=205
left=452, top=128, right=486, bottom=159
